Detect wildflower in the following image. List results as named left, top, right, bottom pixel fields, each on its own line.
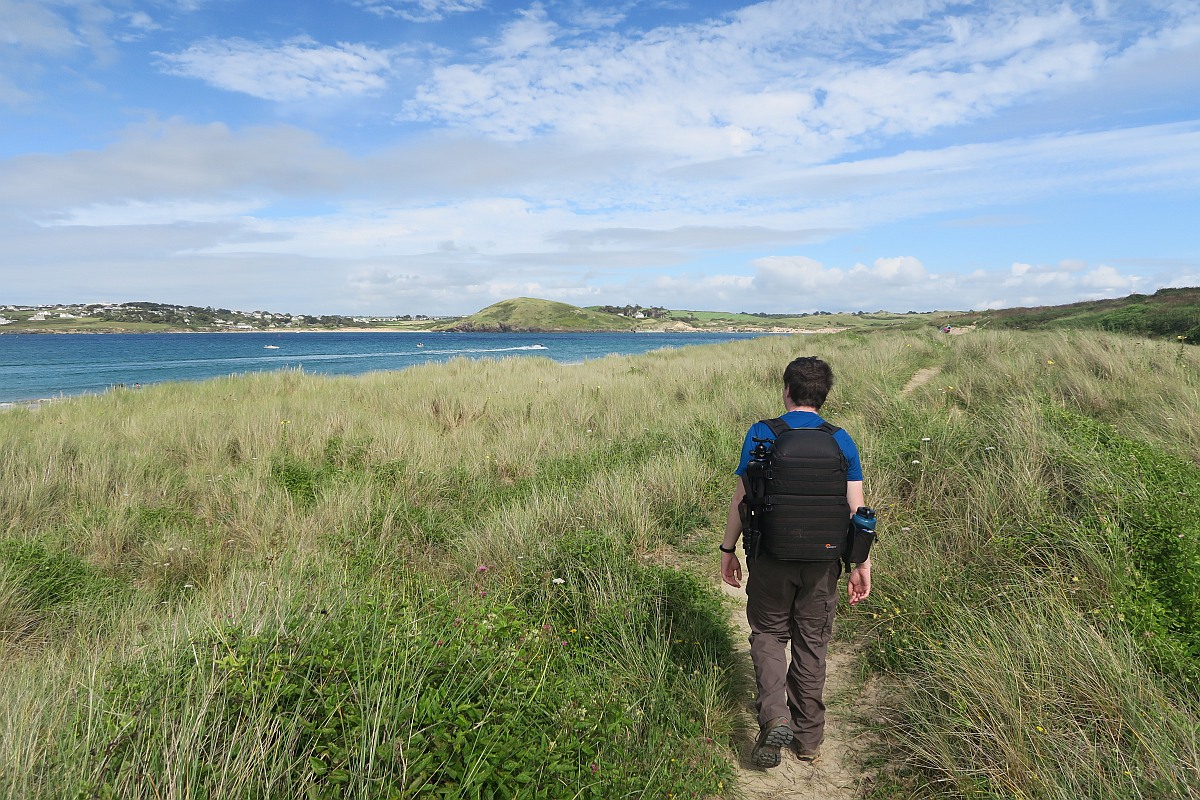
left=911, top=460, right=921, bottom=464
left=921, top=437, right=931, bottom=442
left=552, top=577, right=565, bottom=585
left=476, top=565, right=490, bottom=573
left=1035, top=725, right=1045, bottom=732
left=280, top=420, right=290, bottom=425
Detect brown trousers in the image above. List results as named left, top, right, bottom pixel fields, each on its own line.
left=745, top=555, right=841, bottom=751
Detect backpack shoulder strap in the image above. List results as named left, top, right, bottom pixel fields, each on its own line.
left=763, top=417, right=791, bottom=436
left=764, top=418, right=841, bottom=436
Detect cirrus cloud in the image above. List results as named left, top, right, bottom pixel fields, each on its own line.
left=156, top=37, right=394, bottom=101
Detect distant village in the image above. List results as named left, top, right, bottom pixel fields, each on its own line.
left=0, top=302, right=442, bottom=331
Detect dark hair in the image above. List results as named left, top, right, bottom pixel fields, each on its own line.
left=783, top=356, right=834, bottom=409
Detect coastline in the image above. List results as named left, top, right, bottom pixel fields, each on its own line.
left=0, top=329, right=796, bottom=406
left=0, top=324, right=847, bottom=336
left=0, top=398, right=54, bottom=412
left=0, top=326, right=430, bottom=335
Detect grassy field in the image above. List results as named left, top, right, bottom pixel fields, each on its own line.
left=956, top=286, right=1200, bottom=342
left=0, top=316, right=174, bottom=333
left=1, top=328, right=1198, bottom=798
left=656, top=308, right=951, bottom=332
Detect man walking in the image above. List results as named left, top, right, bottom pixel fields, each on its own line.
left=719, top=356, right=871, bottom=768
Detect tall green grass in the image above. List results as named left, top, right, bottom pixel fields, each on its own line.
left=1, top=329, right=1198, bottom=798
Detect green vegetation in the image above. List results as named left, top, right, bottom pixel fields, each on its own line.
left=2, top=327, right=1199, bottom=798
left=442, top=297, right=640, bottom=331
left=657, top=308, right=936, bottom=331
left=958, top=286, right=1200, bottom=342
left=9, top=288, right=1200, bottom=338
left=448, top=296, right=943, bottom=332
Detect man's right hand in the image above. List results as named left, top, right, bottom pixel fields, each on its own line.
left=721, top=551, right=742, bottom=588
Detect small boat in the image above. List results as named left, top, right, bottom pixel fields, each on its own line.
left=263, top=345, right=279, bottom=349
left=416, top=343, right=424, bottom=347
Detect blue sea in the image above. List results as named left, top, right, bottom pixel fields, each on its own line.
left=0, top=331, right=780, bottom=404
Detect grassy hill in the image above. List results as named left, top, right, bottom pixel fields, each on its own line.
left=443, top=297, right=946, bottom=333
left=653, top=308, right=941, bottom=331
left=958, top=286, right=1200, bottom=341
left=438, top=297, right=639, bottom=332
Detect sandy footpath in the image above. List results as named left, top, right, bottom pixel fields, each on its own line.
left=720, top=578, right=875, bottom=799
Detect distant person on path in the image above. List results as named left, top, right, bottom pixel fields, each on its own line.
left=719, top=356, right=871, bottom=769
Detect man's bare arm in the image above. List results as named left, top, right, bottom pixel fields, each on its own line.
left=720, top=480, right=746, bottom=588
left=845, top=480, right=870, bottom=604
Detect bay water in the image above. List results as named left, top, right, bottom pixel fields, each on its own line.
left=0, top=331, right=780, bottom=405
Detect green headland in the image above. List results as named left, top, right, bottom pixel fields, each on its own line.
left=5, top=288, right=1199, bottom=343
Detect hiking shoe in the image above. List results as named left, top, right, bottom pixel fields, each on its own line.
left=751, top=717, right=793, bottom=768
left=793, top=743, right=821, bottom=763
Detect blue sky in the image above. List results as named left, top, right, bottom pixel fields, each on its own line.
left=2, top=0, right=1197, bottom=315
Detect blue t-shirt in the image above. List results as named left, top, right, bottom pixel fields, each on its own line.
left=735, top=410, right=863, bottom=481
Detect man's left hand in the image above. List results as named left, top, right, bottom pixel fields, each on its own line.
left=848, top=562, right=871, bottom=605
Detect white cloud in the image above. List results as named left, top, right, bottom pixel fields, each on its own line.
left=404, top=0, right=1185, bottom=160
left=0, top=118, right=355, bottom=214
left=0, top=0, right=80, bottom=54
left=869, top=256, right=929, bottom=283
left=2, top=2, right=1197, bottom=314
left=156, top=37, right=393, bottom=101
left=735, top=254, right=1150, bottom=312
left=119, top=11, right=161, bottom=39
left=490, top=5, right=559, bottom=57
left=353, top=0, right=486, bottom=23
left=751, top=255, right=930, bottom=299
left=49, top=198, right=267, bottom=227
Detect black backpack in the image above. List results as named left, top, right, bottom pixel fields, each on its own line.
left=739, top=418, right=851, bottom=562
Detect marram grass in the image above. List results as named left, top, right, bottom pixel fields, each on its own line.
left=0, top=329, right=1198, bottom=798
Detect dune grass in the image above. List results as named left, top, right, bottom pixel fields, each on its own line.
left=1, top=329, right=1198, bottom=798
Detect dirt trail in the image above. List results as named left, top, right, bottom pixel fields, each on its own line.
left=901, top=324, right=975, bottom=396
left=718, top=360, right=953, bottom=796
left=900, top=366, right=940, bottom=397
left=720, top=581, right=872, bottom=799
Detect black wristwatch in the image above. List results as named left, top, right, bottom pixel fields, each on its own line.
left=718, top=543, right=736, bottom=554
